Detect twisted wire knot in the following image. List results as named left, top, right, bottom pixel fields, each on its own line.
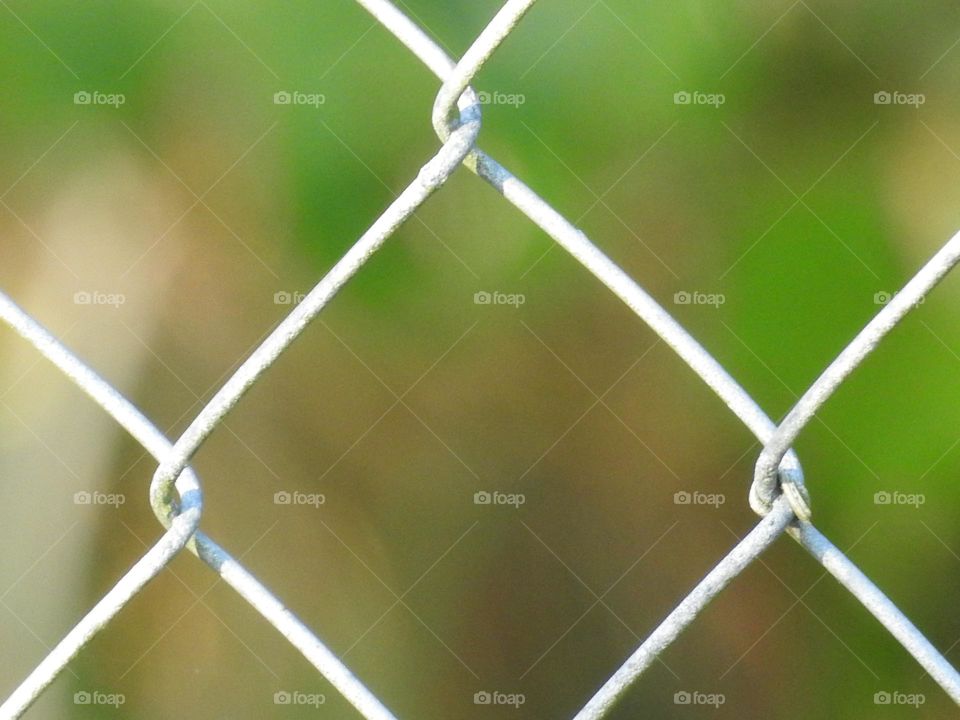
left=749, top=450, right=811, bottom=522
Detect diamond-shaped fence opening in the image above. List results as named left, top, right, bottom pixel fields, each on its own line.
left=2, top=0, right=960, bottom=718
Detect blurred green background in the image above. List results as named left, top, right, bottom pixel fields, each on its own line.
left=2, top=0, right=960, bottom=717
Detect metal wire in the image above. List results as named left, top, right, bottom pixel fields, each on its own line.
left=0, top=292, right=203, bottom=720
left=751, top=227, right=960, bottom=512
left=2, top=0, right=960, bottom=717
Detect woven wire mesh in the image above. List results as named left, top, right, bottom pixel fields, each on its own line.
left=2, top=0, right=960, bottom=717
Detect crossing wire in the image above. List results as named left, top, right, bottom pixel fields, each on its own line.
left=2, top=1, right=959, bottom=717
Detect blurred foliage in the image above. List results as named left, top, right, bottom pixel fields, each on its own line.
left=2, top=0, right=960, bottom=718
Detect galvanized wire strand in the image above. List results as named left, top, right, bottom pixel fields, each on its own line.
left=791, top=522, right=960, bottom=703
left=108, top=3, right=532, bottom=716
left=148, top=104, right=480, bottom=523
left=358, top=0, right=813, bottom=523
left=573, top=497, right=796, bottom=720
left=359, top=2, right=960, bottom=713
left=0, top=292, right=203, bottom=720
left=144, top=0, right=540, bottom=526
left=576, top=511, right=960, bottom=717
left=474, top=159, right=814, bottom=522
left=374, top=0, right=773, bottom=440
left=752, top=227, right=960, bottom=511
left=431, top=0, right=537, bottom=141
left=191, top=537, right=399, bottom=720
left=0, top=292, right=400, bottom=720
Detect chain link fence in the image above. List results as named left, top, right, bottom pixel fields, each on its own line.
left=2, top=0, right=960, bottom=717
